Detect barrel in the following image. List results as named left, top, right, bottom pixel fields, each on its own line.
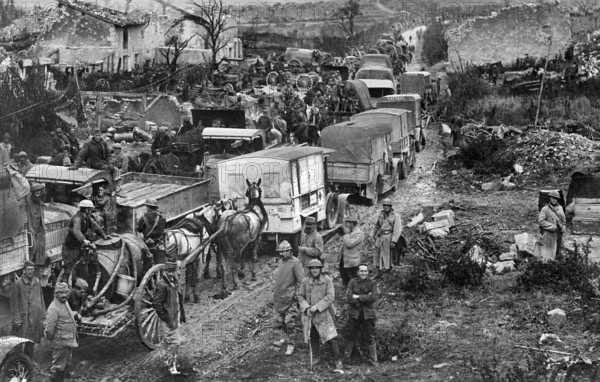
left=133, top=126, right=153, bottom=142
left=116, top=274, right=135, bottom=297
left=113, top=132, right=135, bottom=142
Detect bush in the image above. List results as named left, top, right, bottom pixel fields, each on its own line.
left=447, top=68, right=491, bottom=113
left=441, top=250, right=487, bottom=288
left=465, top=351, right=563, bottom=382
left=459, top=135, right=517, bottom=176
left=421, top=22, right=448, bottom=66
left=516, top=240, right=600, bottom=297
left=376, top=317, right=414, bottom=361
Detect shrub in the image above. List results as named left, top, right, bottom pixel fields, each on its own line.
left=421, top=22, right=448, bottom=66
left=464, top=351, right=562, bottom=382
left=376, top=317, right=414, bottom=361
left=459, top=135, right=517, bottom=176
left=441, top=250, right=487, bottom=288
left=447, top=68, right=491, bottom=113
left=515, top=240, right=600, bottom=297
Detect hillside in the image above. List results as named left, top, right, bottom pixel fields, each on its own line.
left=447, top=3, right=572, bottom=66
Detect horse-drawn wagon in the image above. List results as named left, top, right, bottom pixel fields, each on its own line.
left=0, top=164, right=224, bottom=349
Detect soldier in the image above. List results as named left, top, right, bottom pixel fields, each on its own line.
left=337, top=215, right=364, bottom=287
left=151, top=125, right=173, bottom=157
left=14, top=151, right=33, bottom=175
left=343, top=264, right=378, bottom=366
left=62, top=200, right=109, bottom=286
left=136, top=198, right=167, bottom=263
left=153, top=262, right=186, bottom=375
left=52, top=128, right=71, bottom=156
left=10, top=261, right=45, bottom=344
left=534, top=190, right=566, bottom=262
left=67, top=278, right=89, bottom=314
left=45, top=282, right=81, bottom=382
left=0, top=132, right=12, bottom=164
left=66, top=127, right=80, bottom=159
left=90, top=180, right=117, bottom=234
left=71, top=128, right=121, bottom=191
left=273, top=241, right=304, bottom=356
left=297, top=217, right=324, bottom=272
left=26, top=183, right=47, bottom=272
left=298, top=259, right=343, bottom=372
left=372, top=198, right=402, bottom=278
left=110, top=143, right=129, bottom=173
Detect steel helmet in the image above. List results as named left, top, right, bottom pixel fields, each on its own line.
left=145, top=198, right=159, bottom=207
left=547, top=190, right=560, bottom=199
left=307, top=259, right=324, bottom=268
left=30, top=182, right=45, bottom=192
left=78, top=200, right=94, bottom=209
left=277, top=240, right=292, bottom=252
left=381, top=198, right=393, bottom=206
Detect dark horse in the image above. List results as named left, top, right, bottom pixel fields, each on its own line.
left=217, top=179, right=268, bottom=290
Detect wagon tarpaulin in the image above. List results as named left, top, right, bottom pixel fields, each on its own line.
left=345, top=80, right=376, bottom=111
left=321, top=121, right=392, bottom=164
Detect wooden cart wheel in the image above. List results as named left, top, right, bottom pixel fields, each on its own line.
left=324, top=193, right=339, bottom=229
left=266, top=71, right=279, bottom=85
left=134, top=263, right=167, bottom=350
left=296, top=73, right=313, bottom=91
left=288, top=59, right=302, bottom=71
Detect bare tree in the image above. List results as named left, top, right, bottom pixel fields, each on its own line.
left=160, top=27, right=195, bottom=77
left=335, top=0, right=361, bottom=38
left=155, top=0, right=233, bottom=78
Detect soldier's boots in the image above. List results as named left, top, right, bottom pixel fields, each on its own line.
left=311, top=340, right=321, bottom=365
left=343, top=341, right=356, bottom=360
left=368, top=343, right=378, bottom=367
left=49, top=371, right=65, bottom=382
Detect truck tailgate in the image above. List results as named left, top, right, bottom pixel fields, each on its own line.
left=327, top=162, right=371, bottom=182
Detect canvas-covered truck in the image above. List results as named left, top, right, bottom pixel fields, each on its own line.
left=216, top=146, right=348, bottom=243
left=377, top=93, right=427, bottom=152
left=399, top=71, right=431, bottom=98
left=351, top=108, right=416, bottom=179
left=321, top=121, right=400, bottom=205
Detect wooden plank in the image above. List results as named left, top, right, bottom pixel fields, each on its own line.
left=575, top=198, right=600, bottom=204
left=573, top=218, right=600, bottom=235
left=574, top=204, right=600, bottom=219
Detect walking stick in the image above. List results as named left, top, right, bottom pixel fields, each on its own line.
left=307, top=315, right=313, bottom=372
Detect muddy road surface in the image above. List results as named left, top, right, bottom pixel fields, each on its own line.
left=24, top=122, right=445, bottom=382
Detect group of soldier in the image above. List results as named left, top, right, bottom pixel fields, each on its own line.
left=270, top=198, right=404, bottom=371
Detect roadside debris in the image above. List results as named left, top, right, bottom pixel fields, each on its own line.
left=547, top=308, right=567, bottom=328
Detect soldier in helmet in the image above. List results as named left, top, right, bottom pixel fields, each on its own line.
left=272, top=241, right=304, bottom=356
left=298, top=259, right=343, bottom=372
left=297, top=216, right=324, bottom=273
left=534, top=190, right=565, bottom=262
left=337, top=215, right=364, bottom=287
left=62, top=200, right=109, bottom=287
left=152, top=124, right=173, bottom=157
left=26, top=183, right=47, bottom=273
left=372, top=198, right=402, bottom=278
left=137, top=198, right=167, bottom=263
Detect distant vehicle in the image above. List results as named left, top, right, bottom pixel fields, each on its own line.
left=377, top=93, right=427, bottom=152
left=350, top=108, right=416, bottom=179
left=359, top=54, right=393, bottom=70
left=0, top=336, right=35, bottom=381
left=321, top=120, right=400, bottom=205
left=358, top=79, right=396, bottom=102
left=398, top=71, right=431, bottom=98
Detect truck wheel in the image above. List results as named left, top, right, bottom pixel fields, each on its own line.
left=368, top=182, right=380, bottom=206
left=399, top=160, right=408, bottom=180
left=415, top=140, right=422, bottom=153
left=1, top=352, right=35, bottom=382
left=325, top=193, right=339, bottom=229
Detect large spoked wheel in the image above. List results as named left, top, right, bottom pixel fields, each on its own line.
left=325, top=193, right=339, bottom=229
left=266, top=71, right=279, bottom=85
left=134, top=263, right=167, bottom=350
left=288, top=59, right=303, bottom=72
left=296, top=73, right=313, bottom=91
left=0, top=352, right=35, bottom=382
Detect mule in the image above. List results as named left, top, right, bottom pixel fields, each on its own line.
left=217, top=179, right=268, bottom=291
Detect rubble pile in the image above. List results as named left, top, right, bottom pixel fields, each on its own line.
left=511, top=130, right=600, bottom=178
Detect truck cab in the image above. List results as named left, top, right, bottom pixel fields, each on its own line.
left=377, top=93, right=427, bottom=152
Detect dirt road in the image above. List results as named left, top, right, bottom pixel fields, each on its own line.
left=26, top=114, right=447, bottom=382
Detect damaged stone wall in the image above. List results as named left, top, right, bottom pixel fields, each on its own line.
left=447, top=4, right=572, bottom=66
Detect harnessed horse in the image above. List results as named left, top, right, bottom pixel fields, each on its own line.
left=217, top=179, right=268, bottom=291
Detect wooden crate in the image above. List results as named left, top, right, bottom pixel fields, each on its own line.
left=574, top=198, right=600, bottom=204
left=572, top=217, right=600, bottom=235
left=574, top=204, right=600, bottom=219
